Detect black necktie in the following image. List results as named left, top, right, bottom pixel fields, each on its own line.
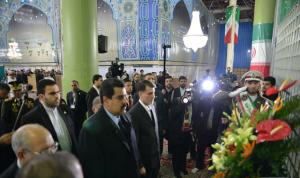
left=149, top=109, right=155, bottom=127
left=118, top=118, right=130, bottom=141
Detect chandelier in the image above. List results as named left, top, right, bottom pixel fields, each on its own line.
left=183, top=11, right=208, bottom=52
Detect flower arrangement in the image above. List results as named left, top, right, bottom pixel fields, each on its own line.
left=210, top=80, right=300, bottom=178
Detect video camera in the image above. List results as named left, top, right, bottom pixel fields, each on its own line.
left=181, top=83, right=194, bottom=104
left=110, top=58, right=124, bottom=78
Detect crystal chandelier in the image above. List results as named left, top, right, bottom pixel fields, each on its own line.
left=183, top=11, right=208, bottom=52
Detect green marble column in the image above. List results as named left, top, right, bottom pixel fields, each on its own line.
left=61, top=0, right=98, bottom=96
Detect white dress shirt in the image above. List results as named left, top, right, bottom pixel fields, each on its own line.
left=41, top=102, right=72, bottom=152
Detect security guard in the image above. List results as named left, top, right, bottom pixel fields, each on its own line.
left=1, top=82, right=34, bottom=131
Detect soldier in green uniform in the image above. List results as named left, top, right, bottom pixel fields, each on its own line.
left=1, top=82, right=34, bottom=131
left=231, top=70, right=266, bottom=117
left=213, top=70, right=266, bottom=117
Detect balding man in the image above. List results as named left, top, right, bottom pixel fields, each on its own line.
left=16, top=151, right=83, bottom=178
left=0, top=124, right=56, bottom=178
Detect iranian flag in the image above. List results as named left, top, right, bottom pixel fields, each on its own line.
left=224, top=6, right=240, bottom=44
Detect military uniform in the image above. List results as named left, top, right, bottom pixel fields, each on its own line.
left=0, top=83, right=34, bottom=173
left=0, top=84, right=34, bottom=131
left=234, top=70, right=266, bottom=117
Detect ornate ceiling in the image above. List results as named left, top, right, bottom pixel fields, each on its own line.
left=202, top=0, right=255, bottom=22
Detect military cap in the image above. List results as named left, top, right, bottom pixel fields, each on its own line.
left=9, top=81, right=22, bottom=91
left=241, top=70, right=263, bottom=82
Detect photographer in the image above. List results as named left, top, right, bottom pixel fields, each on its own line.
left=110, top=59, right=124, bottom=78
left=169, top=76, right=192, bottom=178
left=192, top=78, right=230, bottom=172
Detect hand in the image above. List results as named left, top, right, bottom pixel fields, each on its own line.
left=228, top=86, right=247, bottom=97
left=0, top=132, right=14, bottom=145
left=161, top=89, right=166, bottom=95
left=139, top=167, right=146, bottom=176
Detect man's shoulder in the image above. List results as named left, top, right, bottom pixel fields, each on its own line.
left=82, top=111, right=107, bottom=134
left=78, top=90, right=87, bottom=95
left=87, top=87, right=96, bottom=93
left=128, top=102, right=141, bottom=114
left=22, top=105, right=42, bottom=120
left=4, top=98, right=12, bottom=103
left=0, top=161, right=18, bottom=178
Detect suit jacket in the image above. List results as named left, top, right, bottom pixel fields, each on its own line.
left=128, top=102, right=160, bottom=177
left=169, top=88, right=192, bottom=146
left=20, top=104, right=78, bottom=155
left=79, top=107, right=139, bottom=178
left=132, top=88, right=168, bottom=136
left=0, top=161, right=18, bottom=178
left=86, top=87, right=99, bottom=117
left=67, top=89, right=87, bottom=118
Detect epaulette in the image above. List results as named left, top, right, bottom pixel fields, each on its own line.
left=4, top=98, right=12, bottom=102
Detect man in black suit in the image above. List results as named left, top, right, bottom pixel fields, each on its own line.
left=133, top=73, right=168, bottom=154
left=169, top=76, right=192, bottom=178
left=86, top=74, right=103, bottom=117
left=129, top=80, right=160, bottom=178
left=0, top=124, right=56, bottom=178
left=79, top=78, right=140, bottom=178
left=66, top=80, right=87, bottom=137
left=20, top=79, right=77, bottom=155
left=124, top=79, right=134, bottom=111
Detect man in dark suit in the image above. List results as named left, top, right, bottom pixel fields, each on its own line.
left=124, top=79, right=134, bottom=111
left=132, top=73, right=140, bottom=95
left=169, top=76, right=192, bottom=178
left=133, top=73, right=168, bottom=154
left=79, top=78, right=140, bottom=178
left=20, top=79, right=77, bottom=155
left=129, top=80, right=160, bottom=178
left=0, top=124, right=56, bottom=178
left=66, top=80, right=87, bottom=137
left=86, top=74, right=103, bottom=117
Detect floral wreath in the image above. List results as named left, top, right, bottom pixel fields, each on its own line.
left=210, top=79, right=300, bottom=178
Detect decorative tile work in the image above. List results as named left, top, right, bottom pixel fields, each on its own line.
left=0, top=0, right=61, bottom=63
left=120, top=22, right=138, bottom=59
left=139, top=0, right=159, bottom=60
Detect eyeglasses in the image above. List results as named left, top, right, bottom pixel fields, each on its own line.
left=25, top=142, right=59, bottom=155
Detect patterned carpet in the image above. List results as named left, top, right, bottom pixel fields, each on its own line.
left=159, top=156, right=214, bottom=178
left=159, top=140, right=215, bottom=178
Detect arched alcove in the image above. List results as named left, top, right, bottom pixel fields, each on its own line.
left=6, top=5, right=54, bottom=63
left=170, top=1, right=192, bottom=61
left=97, top=0, right=118, bottom=61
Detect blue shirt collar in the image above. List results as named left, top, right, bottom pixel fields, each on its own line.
left=103, top=107, right=120, bottom=128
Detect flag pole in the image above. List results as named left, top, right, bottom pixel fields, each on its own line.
left=226, top=0, right=237, bottom=72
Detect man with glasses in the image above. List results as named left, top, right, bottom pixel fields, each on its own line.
left=20, top=79, right=77, bottom=155
left=0, top=124, right=57, bottom=178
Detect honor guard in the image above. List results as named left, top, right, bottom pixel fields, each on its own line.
left=233, top=70, right=266, bottom=116
left=1, top=82, right=34, bottom=131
